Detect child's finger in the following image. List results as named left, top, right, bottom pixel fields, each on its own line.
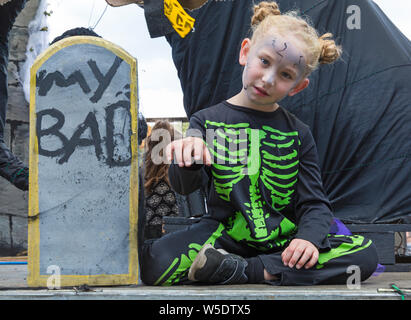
left=304, top=250, right=319, bottom=269
left=183, top=139, right=194, bottom=166
left=165, top=142, right=174, bottom=163
left=203, top=146, right=212, bottom=166
left=281, top=246, right=293, bottom=266
left=193, top=139, right=204, bottom=164
left=295, top=248, right=312, bottom=269
left=287, top=246, right=304, bottom=268
left=172, top=140, right=184, bottom=167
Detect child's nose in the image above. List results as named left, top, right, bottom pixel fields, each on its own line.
left=262, top=71, right=276, bottom=86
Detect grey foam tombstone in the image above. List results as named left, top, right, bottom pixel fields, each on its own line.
left=28, top=36, right=139, bottom=287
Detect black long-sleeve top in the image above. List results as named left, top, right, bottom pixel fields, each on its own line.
left=169, top=101, right=334, bottom=251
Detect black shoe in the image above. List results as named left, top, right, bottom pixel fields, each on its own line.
left=188, top=244, right=248, bottom=285
left=0, top=141, right=28, bottom=191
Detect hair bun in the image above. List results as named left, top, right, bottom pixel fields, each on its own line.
left=318, top=33, right=342, bottom=64
left=251, top=1, right=281, bottom=27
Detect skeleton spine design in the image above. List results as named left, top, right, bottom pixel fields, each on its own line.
left=205, top=120, right=300, bottom=239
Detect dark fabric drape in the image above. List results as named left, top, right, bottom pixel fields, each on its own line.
left=164, top=0, right=411, bottom=223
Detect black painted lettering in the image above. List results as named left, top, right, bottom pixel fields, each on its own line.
left=88, top=57, right=123, bottom=103
left=36, top=108, right=69, bottom=157
left=36, top=70, right=92, bottom=96
left=58, top=112, right=103, bottom=164
left=105, top=101, right=131, bottom=167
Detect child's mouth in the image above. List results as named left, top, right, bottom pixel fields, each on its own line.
left=254, top=86, right=268, bottom=96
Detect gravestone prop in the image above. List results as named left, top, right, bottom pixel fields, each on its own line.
left=28, top=36, right=139, bottom=287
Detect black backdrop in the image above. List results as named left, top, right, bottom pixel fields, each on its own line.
left=164, top=0, right=411, bottom=223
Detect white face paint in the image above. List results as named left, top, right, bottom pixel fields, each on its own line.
left=269, top=37, right=306, bottom=77
left=238, top=32, right=308, bottom=111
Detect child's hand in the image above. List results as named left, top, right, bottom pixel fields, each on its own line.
left=166, top=137, right=212, bottom=167
left=281, top=238, right=319, bottom=270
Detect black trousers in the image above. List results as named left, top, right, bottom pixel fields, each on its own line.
left=139, top=217, right=379, bottom=286
left=0, top=0, right=27, bottom=141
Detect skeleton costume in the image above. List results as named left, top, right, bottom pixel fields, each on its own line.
left=140, top=101, right=379, bottom=286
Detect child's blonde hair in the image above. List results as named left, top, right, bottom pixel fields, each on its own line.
left=250, top=1, right=342, bottom=76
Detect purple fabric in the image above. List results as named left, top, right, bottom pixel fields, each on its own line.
left=330, top=218, right=385, bottom=276
left=329, top=218, right=352, bottom=236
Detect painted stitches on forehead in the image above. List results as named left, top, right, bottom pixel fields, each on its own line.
left=258, top=38, right=306, bottom=77
left=272, top=40, right=287, bottom=58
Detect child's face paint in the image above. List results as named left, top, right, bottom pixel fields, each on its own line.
left=239, top=32, right=309, bottom=111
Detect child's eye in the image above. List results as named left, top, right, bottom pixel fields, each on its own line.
left=260, top=58, right=269, bottom=65
left=281, top=72, right=293, bottom=80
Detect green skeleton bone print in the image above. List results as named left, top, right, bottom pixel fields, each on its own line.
left=204, top=120, right=301, bottom=243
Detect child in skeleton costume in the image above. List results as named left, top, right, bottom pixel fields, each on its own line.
left=140, top=2, right=379, bottom=286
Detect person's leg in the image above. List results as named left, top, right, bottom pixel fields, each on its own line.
left=258, top=234, right=379, bottom=286
left=140, top=217, right=230, bottom=286
left=187, top=243, right=249, bottom=285
left=0, top=0, right=29, bottom=190
left=187, top=213, right=295, bottom=285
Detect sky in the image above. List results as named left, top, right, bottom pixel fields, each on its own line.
left=44, top=0, right=411, bottom=119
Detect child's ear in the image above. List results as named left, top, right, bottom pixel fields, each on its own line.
left=288, top=78, right=310, bottom=96
left=239, top=38, right=251, bottom=66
